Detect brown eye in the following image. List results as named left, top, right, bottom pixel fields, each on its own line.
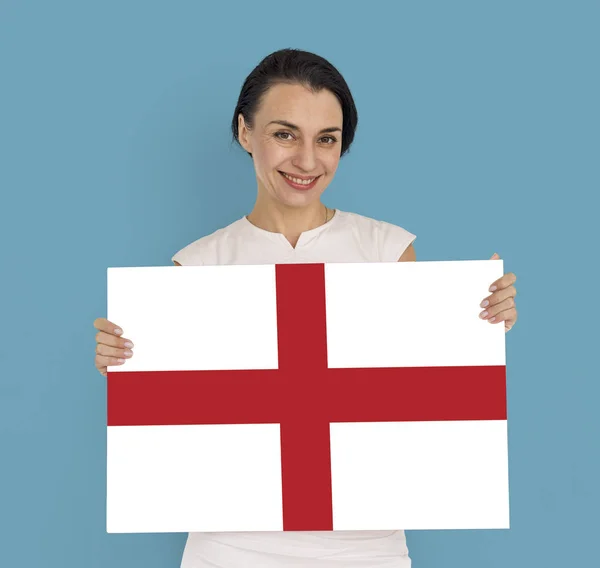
left=321, top=136, right=337, bottom=144
left=275, top=132, right=293, bottom=141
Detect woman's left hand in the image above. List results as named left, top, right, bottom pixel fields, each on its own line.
left=479, top=253, right=518, bottom=332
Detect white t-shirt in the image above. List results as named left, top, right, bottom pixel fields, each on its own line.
left=171, top=209, right=416, bottom=568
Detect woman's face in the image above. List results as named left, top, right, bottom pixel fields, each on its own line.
left=238, top=82, right=343, bottom=209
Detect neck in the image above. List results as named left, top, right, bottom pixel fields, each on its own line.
left=247, top=196, right=331, bottom=248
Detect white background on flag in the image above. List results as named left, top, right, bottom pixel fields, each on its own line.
left=330, top=420, right=510, bottom=530
left=325, top=260, right=505, bottom=368
left=107, top=424, right=284, bottom=533
left=107, top=265, right=279, bottom=371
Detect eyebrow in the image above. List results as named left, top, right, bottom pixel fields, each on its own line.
left=266, top=120, right=342, bottom=134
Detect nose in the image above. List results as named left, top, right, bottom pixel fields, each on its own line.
left=291, top=140, right=318, bottom=173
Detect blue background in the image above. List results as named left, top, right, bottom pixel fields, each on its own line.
left=1, top=0, right=598, bottom=566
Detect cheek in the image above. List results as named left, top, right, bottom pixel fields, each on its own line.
left=254, top=140, right=287, bottom=171
left=326, top=154, right=341, bottom=175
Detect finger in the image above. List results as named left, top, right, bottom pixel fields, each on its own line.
left=480, top=285, right=517, bottom=308
left=96, top=342, right=134, bottom=360
left=485, top=307, right=517, bottom=326
left=479, top=297, right=516, bottom=320
left=490, top=252, right=501, bottom=260
left=488, top=271, right=517, bottom=292
left=95, top=330, right=134, bottom=350
left=94, top=317, right=124, bottom=336
left=95, top=354, right=127, bottom=369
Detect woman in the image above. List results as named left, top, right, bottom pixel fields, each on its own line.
left=94, top=48, right=518, bottom=568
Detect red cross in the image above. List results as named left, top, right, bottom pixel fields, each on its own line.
left=108, top=263, right=506, bottom=531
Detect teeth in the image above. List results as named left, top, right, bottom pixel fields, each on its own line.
left=281, top=172, right=316, bottom=185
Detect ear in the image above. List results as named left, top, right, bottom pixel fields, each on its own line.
left=237, top=113, right=252, bottom=154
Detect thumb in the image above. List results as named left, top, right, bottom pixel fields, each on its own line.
left=490, top=252, right=500, bottom=260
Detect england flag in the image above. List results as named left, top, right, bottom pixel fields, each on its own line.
left=106, top=260, right=509, bottom=533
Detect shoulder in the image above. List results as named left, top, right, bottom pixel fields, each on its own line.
left=171, top=217, right=247, bottom=266
left=337, top=210, right=416, bottom=239
left=337, top=210, right=417, bottom=262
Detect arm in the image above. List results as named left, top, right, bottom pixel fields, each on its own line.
left=397, top=243, right=416, bottom=262
left=173, top=261, right=182, bottom=266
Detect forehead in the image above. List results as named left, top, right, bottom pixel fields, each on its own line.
left=257, top=83, right=343, bottom=128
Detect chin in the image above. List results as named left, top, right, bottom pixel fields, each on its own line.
left=280, top=189, right=322, bottom=208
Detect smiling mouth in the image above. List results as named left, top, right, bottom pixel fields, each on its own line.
left=278, top=171, right=322, bottom=185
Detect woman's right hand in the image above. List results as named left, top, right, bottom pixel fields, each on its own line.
left=93, top=318, right=134, bottom=377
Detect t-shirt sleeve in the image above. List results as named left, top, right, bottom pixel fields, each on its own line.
left=377, top=220, right=417, bottom=262
left=171, top=251, right=184, bottom=265
left=171, top=243, right=204, bottom=266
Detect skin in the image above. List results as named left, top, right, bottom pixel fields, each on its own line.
left=93, top=83, right=518, bottom=376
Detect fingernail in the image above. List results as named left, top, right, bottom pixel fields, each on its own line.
left=117, top=358, right=126, bottom=364
left=489, top=317, right=496, bottom=322
left=114, top=328, right=123, bottom=335
left=480, top=300, right=489, bottom=308
left=124, top=341, right=134, bottom=348
left=480, top=311, right=488, bottom=319
left=124, top=350, right=133, bottom=357
left=489, top=285, right=497, bottom=292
